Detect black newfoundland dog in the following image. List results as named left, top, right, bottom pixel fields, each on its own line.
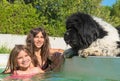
left=64, top=12, right=120, bottom=58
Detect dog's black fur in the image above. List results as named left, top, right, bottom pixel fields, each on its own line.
left=64, top=12, right=120, bottom=58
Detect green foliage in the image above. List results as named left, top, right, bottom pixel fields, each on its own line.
left=0, top=0, right=119, bottom=36
left=0, top=46, right=11, bottom=54
left=0, top=0, right=41, bottom=35
left=111, top=0, right=120, bottom=17
left=32, top=0, right=67, bottom=36
left=110, top=0, right=120, bottom=26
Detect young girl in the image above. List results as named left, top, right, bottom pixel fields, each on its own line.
left=3, top=45, right=44, bottom=79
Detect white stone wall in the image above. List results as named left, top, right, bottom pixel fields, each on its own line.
left=0, top=34, right=70, bottom=50
left=0, top=34, right=71, bottom=67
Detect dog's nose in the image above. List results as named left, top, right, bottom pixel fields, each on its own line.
left=64, top=37, right=69, bottom=44
left=64, top=37, right=70, bottom=44
left=65, top=40, right=70, bottom=44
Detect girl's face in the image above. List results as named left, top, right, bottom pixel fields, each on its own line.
left=34, top=32, right=45, bottom=49
left=17, top=50, right=32, bottom=70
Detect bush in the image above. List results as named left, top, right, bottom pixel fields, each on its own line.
left=0, top=46, right=11, bottom=54
left=0, top=0, right=119, bottom=37
left=0, top=0, right=42, bottom=35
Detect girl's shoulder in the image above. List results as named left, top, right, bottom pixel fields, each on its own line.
left=49, top=51, right=64, bottom=61
left=31, top=67, right=44, bottom=74
left=13, top=70, right=26, bottom=75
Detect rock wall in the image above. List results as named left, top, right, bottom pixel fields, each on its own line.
left=0, top=34, right=70, bottom=50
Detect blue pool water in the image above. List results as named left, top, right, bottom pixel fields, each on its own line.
left=0, top=70, right=119, bottom=81
left=0, top=69, right=81, bottom=81
left=0, top=56, right=120, bottom=81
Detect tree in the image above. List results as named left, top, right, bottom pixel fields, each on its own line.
left=0, top=0, right=119, bottom=36
left=0, top=0, right=41, bottom=34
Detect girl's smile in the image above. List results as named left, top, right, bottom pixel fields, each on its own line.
left=17, top=50, right=32, bottom=70
left=34, top=32, right=45, bottom=49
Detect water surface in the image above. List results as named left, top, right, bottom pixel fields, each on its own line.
left=0, top=56, right=120, bottom=81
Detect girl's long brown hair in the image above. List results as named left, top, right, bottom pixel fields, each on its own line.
left=26, top=27, right=50, bottom=66
left=3, top=45, right=34, bottom=74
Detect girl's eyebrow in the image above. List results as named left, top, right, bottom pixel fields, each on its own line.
left=17, top=56, right=22, bottom=59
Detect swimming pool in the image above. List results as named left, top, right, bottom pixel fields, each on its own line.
left=0, top=56, right=120, bottom=81
left=62, top=56, right=120, bottom=81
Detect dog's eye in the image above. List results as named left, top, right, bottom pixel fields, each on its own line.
left=65, top=32, right=69, bottom=36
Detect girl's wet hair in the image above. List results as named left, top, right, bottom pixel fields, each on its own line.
left=26, top=27, right=50, bottom=67
left=3, top=45, right=33, bottom=74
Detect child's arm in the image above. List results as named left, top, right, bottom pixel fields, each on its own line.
left=50, top=48, right=64, bottom=54
left=2, top=68, right=11, bottom=74
left=37, top=67, right=45, bottom=73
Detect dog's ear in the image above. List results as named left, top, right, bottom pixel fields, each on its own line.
left=66, top=12, right=100, bottom=46
left=66, top=12, right=108, bottom=49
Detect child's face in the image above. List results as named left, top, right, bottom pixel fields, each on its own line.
left=17, top=50, right=32, bottom=70
left=34, top=32, right=45, bottom=49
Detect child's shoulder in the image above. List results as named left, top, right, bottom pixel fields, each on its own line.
left=32, top=67, right=44, bottom=73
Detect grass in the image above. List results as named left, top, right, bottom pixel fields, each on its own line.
left=0, top=46, right=11, bottom=54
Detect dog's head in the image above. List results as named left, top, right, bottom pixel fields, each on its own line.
left=64, top=12, right=107, bottom=51
left=64, top=28, right=80, bottom=51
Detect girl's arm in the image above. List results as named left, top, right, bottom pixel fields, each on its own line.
left=50, top=48, right=64, bottom=54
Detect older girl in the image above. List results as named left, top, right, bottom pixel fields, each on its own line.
left=26, top=27, right=65, bottom=72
